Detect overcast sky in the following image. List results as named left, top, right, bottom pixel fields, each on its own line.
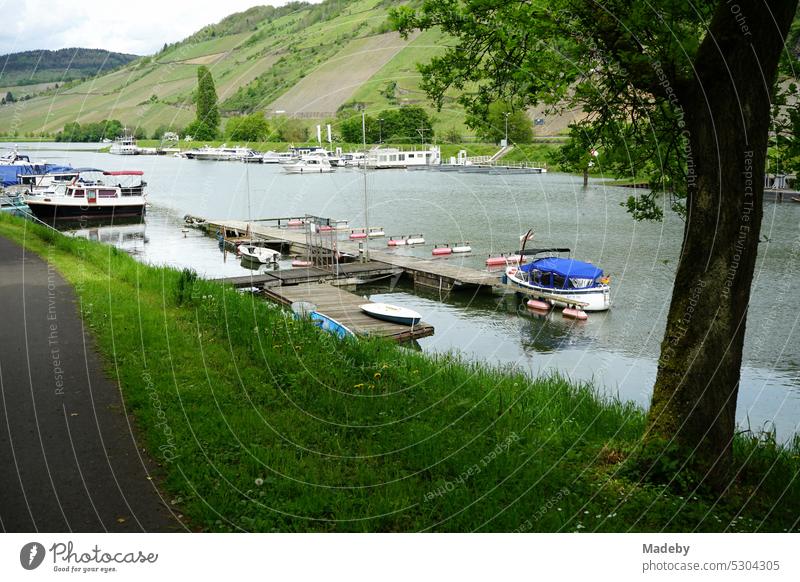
left=0, top=1, right=318, bottom=56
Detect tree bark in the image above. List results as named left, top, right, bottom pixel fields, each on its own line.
left=646, top=0, right=798, bottom=490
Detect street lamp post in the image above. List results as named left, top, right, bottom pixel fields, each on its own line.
left=378, top=118, right=384, bottom=144
left=504, top=111, right=510, bottom=145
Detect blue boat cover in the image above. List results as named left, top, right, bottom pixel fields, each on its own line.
left=0, top=163, right=75, bottom=186
left=520, top=257, right=603, bottom=279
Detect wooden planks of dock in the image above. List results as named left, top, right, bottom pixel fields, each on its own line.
left=263, top=282, right=434, bottom=341
left=203, top=218, right=502, bottom=291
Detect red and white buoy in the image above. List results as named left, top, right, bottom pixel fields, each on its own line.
left=526, top=299, right=550, bottom=311
left=562, top=307, right=588, bottom=320
left=432, top=245, right=452, bottom=256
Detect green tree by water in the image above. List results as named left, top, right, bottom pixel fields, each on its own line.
left=471, top=101, right=532, bottom=144
left=226, top=113, right=271, bottom=142
left=188, top=65, right=220, bottom=139
left=394, top=0, right=799, bottom=490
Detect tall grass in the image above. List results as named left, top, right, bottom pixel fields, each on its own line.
left=1, top=213, right=798, bottom=532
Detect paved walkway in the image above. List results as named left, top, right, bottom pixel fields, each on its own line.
left=0, top=236, right=182, bottom=532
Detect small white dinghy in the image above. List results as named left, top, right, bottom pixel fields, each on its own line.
left=360, top=303, right=422, bottom=326
left=238, top=244, right=280, bottom=264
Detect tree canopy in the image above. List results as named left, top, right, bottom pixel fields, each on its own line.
left=226, top=113, right=271, bottom=142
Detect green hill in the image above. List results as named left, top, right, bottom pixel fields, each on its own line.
left=0, top=0, right=471, bottom=138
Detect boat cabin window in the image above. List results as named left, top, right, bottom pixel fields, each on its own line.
left=552, top=274, right=566, bottom=289
left=569, top=277, right=595, bottom=289
left=72, top=189, right=85, bottom=198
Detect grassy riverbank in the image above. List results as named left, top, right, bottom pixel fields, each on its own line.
left=1, top=213, right=797, bottom=532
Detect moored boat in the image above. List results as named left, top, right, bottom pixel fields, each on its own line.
left=238, top=244, right=280, bottom=264
left=23, top=169, right=147, bottom=222
left=282, top=157, right=334, bottom=174
left=505, top=248, right=610, bottom=311
left=360, top=303, right=422, bottom=326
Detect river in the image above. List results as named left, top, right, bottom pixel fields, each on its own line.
left=13, top=142, right=800, bottom=441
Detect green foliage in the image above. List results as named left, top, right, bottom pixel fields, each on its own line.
left=273, top=116, right=309, bottom=142
left=54, top=119, right=125, bottom=142
left=184, top=120, right=218, bottom=141
left=338, top=105, right=435, bottom=144
left=471, top=101, right=532, bottom=144
left=389, top=0, right=720, bottom=220
left=225, top=113, right=271, bottom=142
left=195, top=66, right=220, bottom=135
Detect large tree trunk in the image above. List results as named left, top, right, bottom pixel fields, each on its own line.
left=646, top=0, right=797, bottom=490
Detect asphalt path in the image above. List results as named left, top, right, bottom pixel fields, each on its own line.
left=0, top=235, right=182, bottom=532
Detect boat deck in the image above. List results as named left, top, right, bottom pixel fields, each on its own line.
left=263, top=282, right=434, bottom=341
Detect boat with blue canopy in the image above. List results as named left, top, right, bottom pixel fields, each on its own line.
left=505, top=231, right=611, bottom=311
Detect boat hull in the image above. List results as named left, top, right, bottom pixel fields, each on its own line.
left=506, top=271, right=610, bottom=311
left=360, top=303, right=422, bottom=326
left=25, top=200, right=145, bottom=222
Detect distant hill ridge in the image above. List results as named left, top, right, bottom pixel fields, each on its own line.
left=0, top=48, right=139, bottom=87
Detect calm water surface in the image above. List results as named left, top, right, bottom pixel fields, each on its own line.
left=19, top=143, right=800, bottom=440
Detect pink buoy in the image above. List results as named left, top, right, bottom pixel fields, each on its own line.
left=562, top=307, right=588, bottom=320
left=432, top=246, right=452, bottom=256
left=320, top=225, right=333, bottom=231
left=292, top=259, right=313, bottom=267
left=526, top=299, right=550, bottom=311
left=388, top=238, right=406, bottom=246
left=287, top=219, right=303, bottom=227
left=350, top=232, right=367, bottom=239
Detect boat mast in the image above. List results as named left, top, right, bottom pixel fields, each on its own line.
left=362, top=110, right=370, bottom=262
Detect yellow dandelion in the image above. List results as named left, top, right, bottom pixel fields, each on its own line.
left=373, top=372, right=382, bottom=380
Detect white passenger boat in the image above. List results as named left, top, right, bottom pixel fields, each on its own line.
left=282, top=157, right=334, bottom=174
left=109, top=134, right=140, bottom=155
left=238, top=244, right=280, bottom=264
left=366, top=146, right=441, bottom=169
left=24, top=169, right=146, bottom=222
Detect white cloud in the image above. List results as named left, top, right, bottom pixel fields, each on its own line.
left=0, top=0, right=317, bottom=55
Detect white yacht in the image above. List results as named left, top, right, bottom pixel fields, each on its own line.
left=282, top=157, right=334, bottom=174
left=187, top=145, right=255, bottom=161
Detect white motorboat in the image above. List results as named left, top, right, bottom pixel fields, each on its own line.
left=282, top=157, right=334, bottom=174
left=0, top=147, right=38, bottom=166
left=187, top=145, right=254, bottom=161
left=261, top=151, right=297, bottom=164
left=238, top=244, right=280, bottom=264
left=360, top=303, right=422, bottom=326
left=504, top=247, right=611, bottom=311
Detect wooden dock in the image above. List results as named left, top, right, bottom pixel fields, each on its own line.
left=214, top=262, right=402, bottom=288
left=203, top=218, right=502, bottom=292
left=263, top=282, right=434, bottom=341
